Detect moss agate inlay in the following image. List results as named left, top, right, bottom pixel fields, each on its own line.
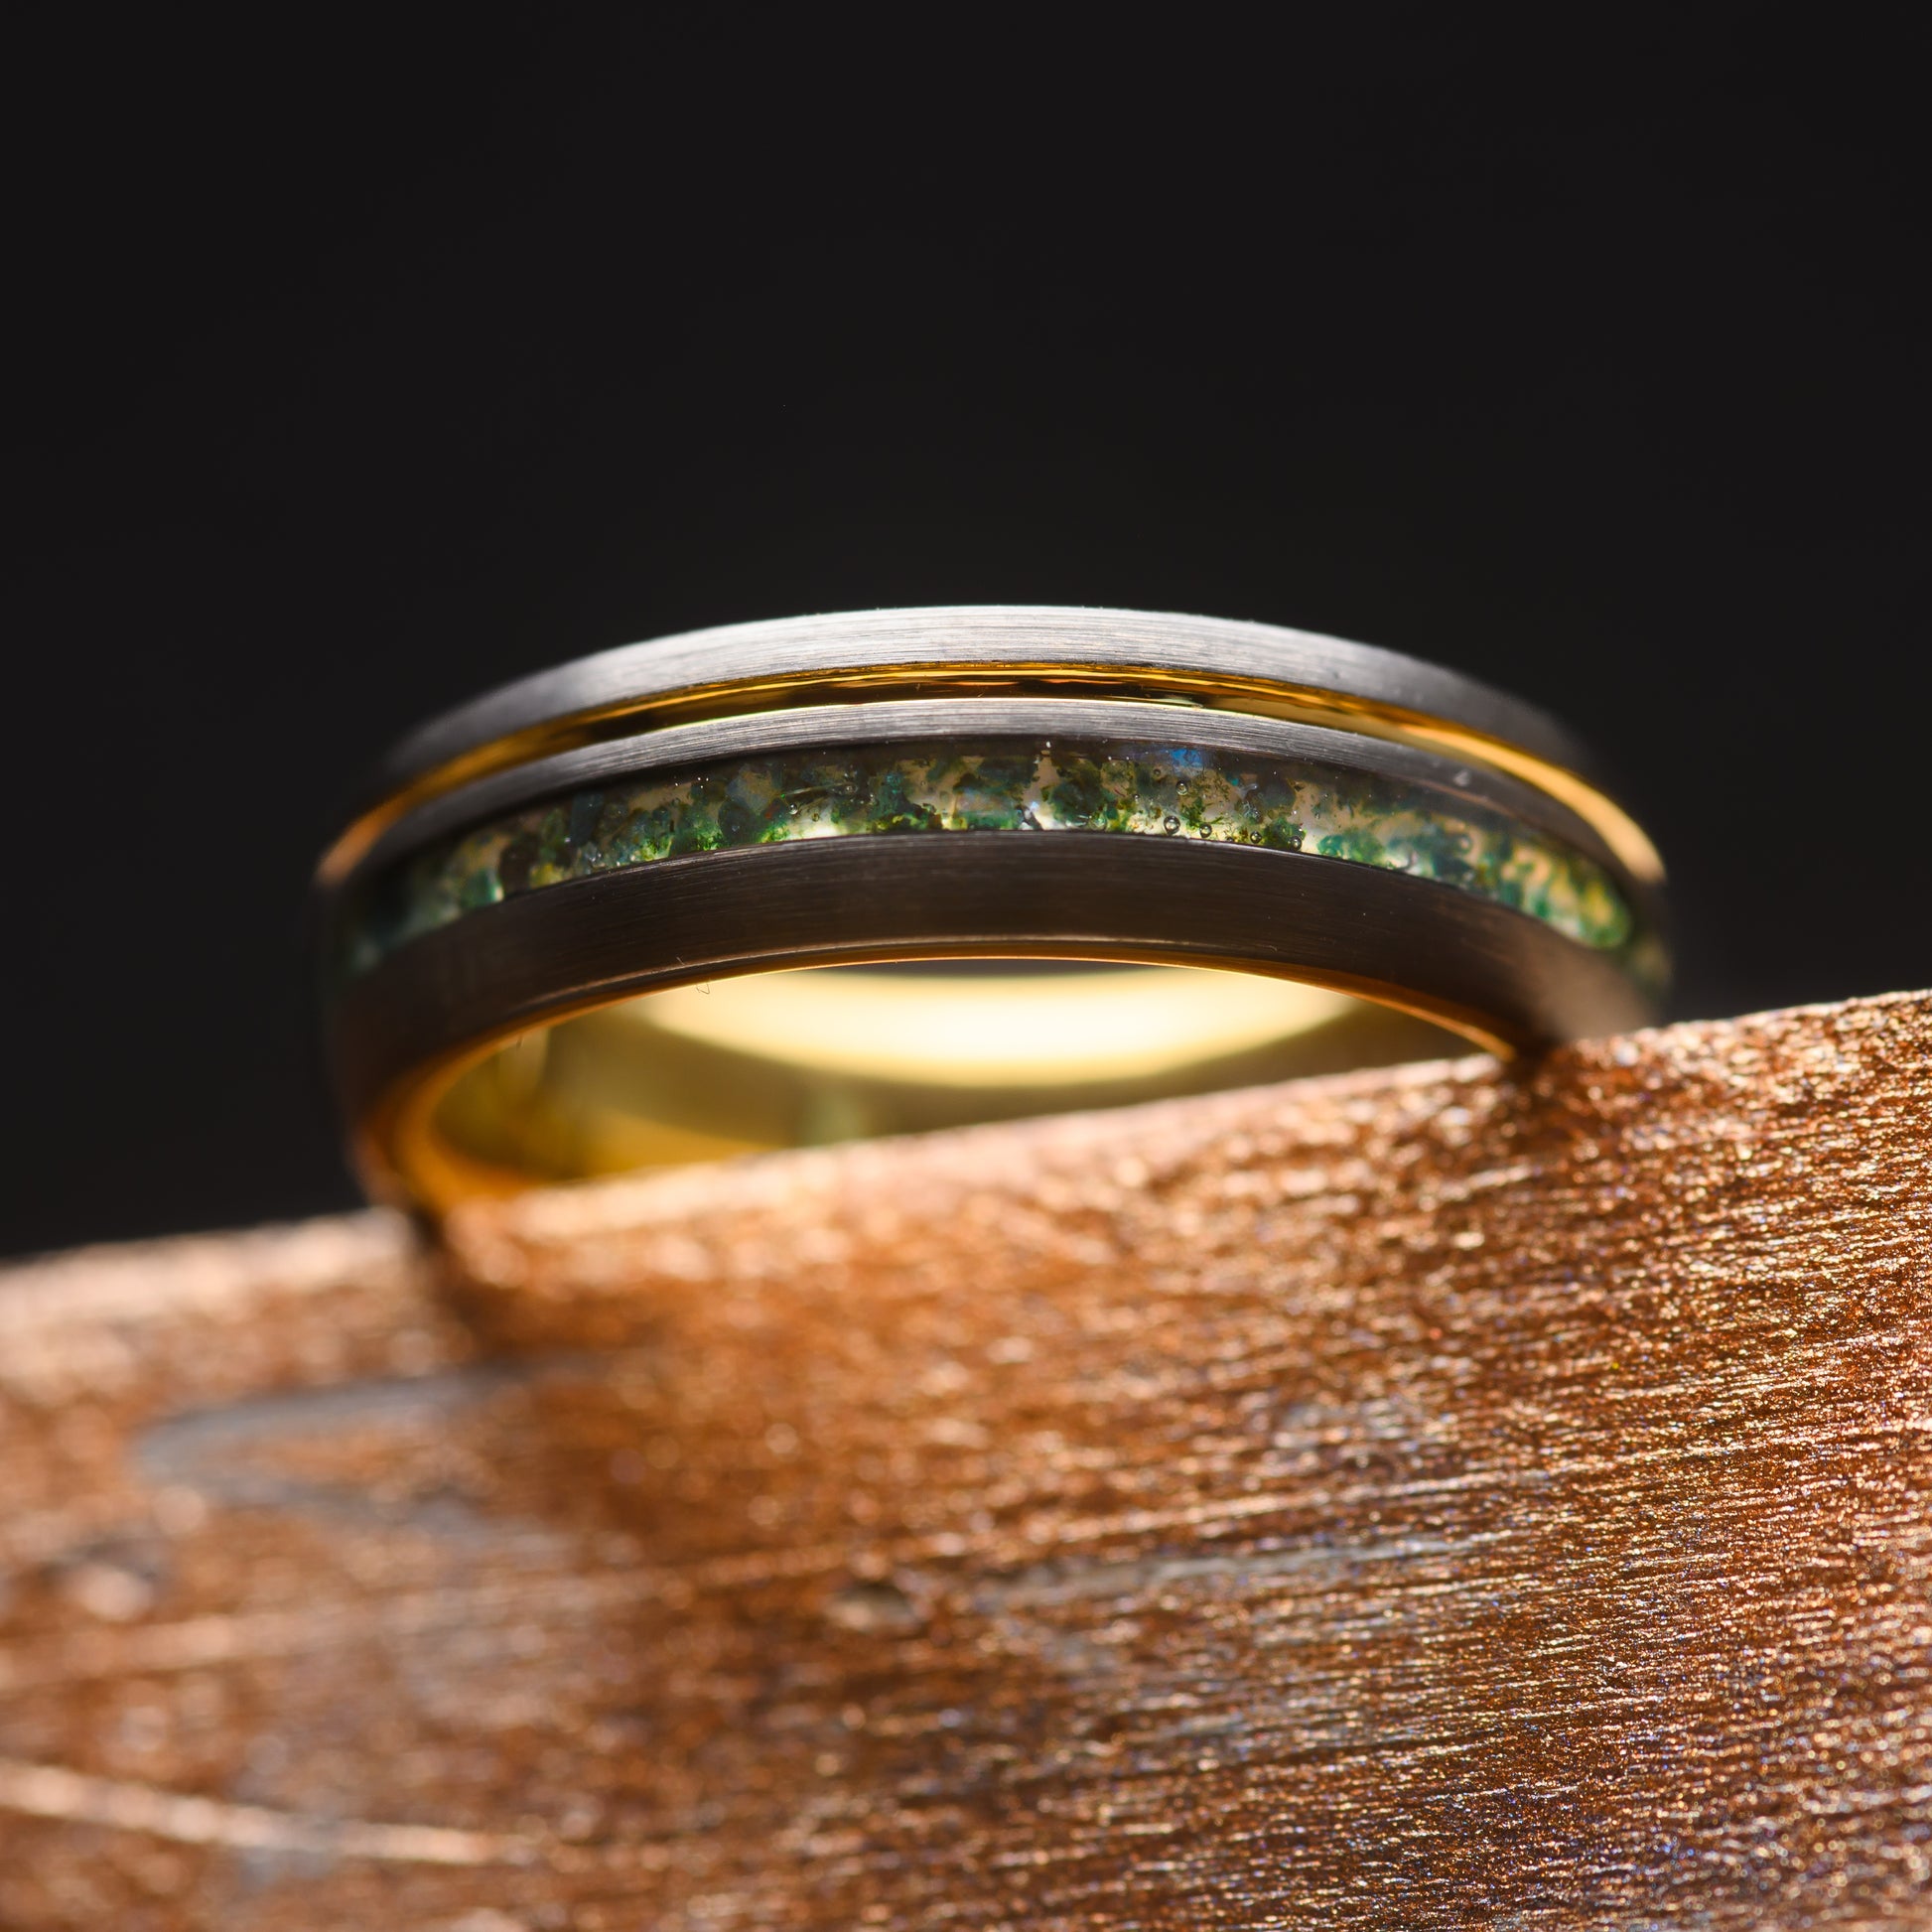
left=340, top=738, right=1635, bottom=979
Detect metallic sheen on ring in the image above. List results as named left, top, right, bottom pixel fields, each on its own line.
left=318, top=607, right=1667, bottom=1211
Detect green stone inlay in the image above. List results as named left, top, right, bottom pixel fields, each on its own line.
left=339, top=738, right=1636, bottom=978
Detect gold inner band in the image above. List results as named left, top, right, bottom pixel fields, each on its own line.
left=395, top=964, right=1463, bottom=1210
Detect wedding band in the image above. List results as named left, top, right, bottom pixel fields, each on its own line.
left=317, top=607, right=1667, bottom=1211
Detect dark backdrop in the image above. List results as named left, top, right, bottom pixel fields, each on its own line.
left=7, top=13, right=1927, bottom=1256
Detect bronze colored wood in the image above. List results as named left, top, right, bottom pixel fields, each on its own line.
left=2, top=992, right=1929, bottom=1925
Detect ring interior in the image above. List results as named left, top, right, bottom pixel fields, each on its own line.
left=408, top=961, right=1467, bottom=1204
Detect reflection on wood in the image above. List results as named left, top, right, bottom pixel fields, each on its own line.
left=1, top=993, right=1929, bottom=1926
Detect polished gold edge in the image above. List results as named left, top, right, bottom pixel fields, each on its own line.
left=320, top=663, right=1665, bottom=891
left=358, top=943, right=1522, bottom=1215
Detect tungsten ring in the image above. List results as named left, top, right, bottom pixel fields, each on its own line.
left=317, top=607, right=1668, bottom=1212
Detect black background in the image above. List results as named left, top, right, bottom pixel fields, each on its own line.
left=6, top=12, right=1927, bottom=1257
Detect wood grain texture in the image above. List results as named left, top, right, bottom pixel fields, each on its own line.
left=1, top=993, right=1929, bottom=1927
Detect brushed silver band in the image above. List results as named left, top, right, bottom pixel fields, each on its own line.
left=316, top=608, right=1667, bottom=1210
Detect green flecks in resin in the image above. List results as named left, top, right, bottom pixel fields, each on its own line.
left=341, top=740, right=1635, bottom=977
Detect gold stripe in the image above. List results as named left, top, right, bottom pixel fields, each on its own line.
left=318, top=662, right=1664, bottom=889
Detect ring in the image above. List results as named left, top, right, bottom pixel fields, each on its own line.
left=318, top=607, right=1667, bottom=1211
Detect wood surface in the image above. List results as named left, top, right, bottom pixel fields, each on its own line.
left=1, top=992, right=1929, bottom=1928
